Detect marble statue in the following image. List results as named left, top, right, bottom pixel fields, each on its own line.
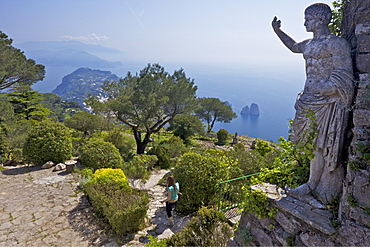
left=272, top=3, right=354, bottom=205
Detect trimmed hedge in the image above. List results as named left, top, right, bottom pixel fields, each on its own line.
left=85, top=168, right=149, bottom=235
left=23, top=120, right=72, bottom=165
left=80, top=138, right=123, bottom=170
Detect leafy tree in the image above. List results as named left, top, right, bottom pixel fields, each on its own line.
left=64, top=111, right=107, bottom=135
left=39, top=93, right=81, bottom=121
left=0, top=31, right=45, bottom=91
left=6, top=85, right=51, bottom=121
left=86, top=63, right=198, bottom=154
left=195, top=97, right=236, bottom=133
left=168, top=114, right=204, bottom=142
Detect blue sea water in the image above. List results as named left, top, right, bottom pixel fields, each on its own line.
left=34, top=61, right=305, bottom=142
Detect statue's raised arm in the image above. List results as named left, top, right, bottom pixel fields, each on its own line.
left=271, top=16, right=305, bottom=53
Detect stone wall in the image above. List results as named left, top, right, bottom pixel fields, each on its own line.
left=234, top=1, right=370, bottom=246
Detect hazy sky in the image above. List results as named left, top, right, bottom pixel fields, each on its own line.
left=1, top=0, right=334, bottom=68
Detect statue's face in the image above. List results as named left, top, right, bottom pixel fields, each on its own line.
left=304, top=14, right=321, bottom=32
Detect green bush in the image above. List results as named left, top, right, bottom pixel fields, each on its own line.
left=85, top=168, right=149, bottom=235
left=173, top=152, right=236, bottom=215
left=122, top=154, right=158, bottom=180
left=164, top=207, right=233, bottom=247
left=23, top=120, right=73, bottom=165
left=148, top=136, right=187, bottom=169
left=104, top=129, right=136, bottom=159
left=216, top=129, right=229, bottom=144
left=255, top=139, right=274, bottom=156
left=80, top=138, right=123, bottom=170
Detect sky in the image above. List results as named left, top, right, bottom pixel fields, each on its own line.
left=1, top=0, right=334, bottom=69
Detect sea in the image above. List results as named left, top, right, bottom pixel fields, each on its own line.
left=33, top=61, right=306, bottom=143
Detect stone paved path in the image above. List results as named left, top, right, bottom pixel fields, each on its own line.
left=0, top=165, right=189, bottom=247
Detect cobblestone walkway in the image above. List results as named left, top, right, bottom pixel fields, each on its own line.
left=0, top=165, right=189, bottom=247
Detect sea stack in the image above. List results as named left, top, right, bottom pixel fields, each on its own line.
left=240, top=105, right=250, bottom=115
left=250, top=103, right=259, bottom=115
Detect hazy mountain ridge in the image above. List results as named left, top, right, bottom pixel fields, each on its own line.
left=15, top=41, right=123, bottom=68
left=52, top=67, right=119, bottom=107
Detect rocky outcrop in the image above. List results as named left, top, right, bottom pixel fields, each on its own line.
left=240, top=103, right=259, bottom=115
left=250, top=103, right=259, bottom=116
left=52, top=67, right=119, bottom=108
left=240, top=105, right=250, bottom=115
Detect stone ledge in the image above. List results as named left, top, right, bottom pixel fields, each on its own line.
left=273, top=196, right=336, bottom=235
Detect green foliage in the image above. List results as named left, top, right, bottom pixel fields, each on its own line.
left=237, top=227, right=255, bottom=246
left=228, top=147, right=274, bottom=175
left=216, top=128, right=229, bottom=144
left=148, top=136, right=187, bottom=169
left=64, top=111, right=107, bottom=135
left=39, top=93, right=82, bottom=121
left=173, top=152, right=237, bottom=215
left=86, top=63, right=198, bottom=154
left=240, top=186, right=278, bottom=219
left=6, top=85, right=51, bottom=121
left=168, top=114, right=204, bottom=142
left=122, top=154, right=158, bottom=180
left=23, top=120, right=72, bottom=165
left=329, top=0, right=345, bottom=35
left=357, top=141, right=370, bottom=162
left=348, top=160, right=364, bottom=171
left=80, top=138, right=123, bottom=170
left=0, top=30, right=45, bottom=91
left=195, top=97, right=237, bottom=133
left=286, top=234, right=296, bottom=246
left=146, top=235, right=167, bottom=247
left=104, top=129, right=136, bottom=159
left=233, top=142, right=245, bottom=151
left=327, top=196, right=340, bottom=228
left=89, top=168, right=130, bottom=190
left=255, top=139, right=274, bottom=156
left=347, top=194, right=358, bottom=207
left=0, top=124, right=10, bottom=163
left=165, top=207, right=233, bottom=247
left=85, top=168, right=149, bottom=235
left=240, top=114, right=317, bottom=219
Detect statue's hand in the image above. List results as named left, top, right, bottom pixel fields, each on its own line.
left=272, top=16, right=281, bottom=32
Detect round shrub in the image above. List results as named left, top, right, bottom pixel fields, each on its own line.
left=80, top=138, right=123, bottom=170
left=173, top=152, right=236, bottom=215
left=23, top=120, right=72, bottom=165
left=104, top=129, right=136, bottom=159
left=122, top=154, right=158, bottom=180
left=148, top=136, right=187, bottom=169
left=217, top=129, right=229, bottom=144
left=90, top=168, right=130, bottom=189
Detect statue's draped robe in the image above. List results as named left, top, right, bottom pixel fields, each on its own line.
left=291, top=69, right=353, bottom=197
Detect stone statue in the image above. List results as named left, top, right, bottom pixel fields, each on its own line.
left=272, top=3, right=354, bottom=205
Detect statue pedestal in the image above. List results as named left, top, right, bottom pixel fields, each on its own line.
left=233, top=183, right=370, bottom=246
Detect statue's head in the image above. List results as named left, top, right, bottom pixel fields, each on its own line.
left=304, top=3, right=332, bottom=26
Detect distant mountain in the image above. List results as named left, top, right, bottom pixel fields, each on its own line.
left=15, top=41, right=122, bottom=68
left=52, top=67, right=119, bottom=108
left=15, top=41, right=121, bottom=54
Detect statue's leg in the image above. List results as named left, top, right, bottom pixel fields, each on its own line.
left=306, top=149, right=324, bottom=191
left=287, top=149, right=324, bottom=196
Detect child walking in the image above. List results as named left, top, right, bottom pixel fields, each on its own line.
left=160, top=176, right=180, bottom=226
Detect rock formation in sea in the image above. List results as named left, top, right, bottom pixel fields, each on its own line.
left=240, top=105, right=250, bottom=115
left=241, top=103, right=259, bottom=115
left=250, top=103, right=260, bottom=115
